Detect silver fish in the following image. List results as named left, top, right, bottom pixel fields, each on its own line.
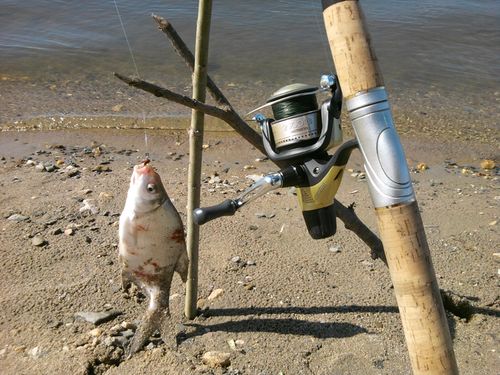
left=118, top=160, right=188, bottom=356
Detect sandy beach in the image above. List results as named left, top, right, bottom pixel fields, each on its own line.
left=0, top=119, right=498, bottom=374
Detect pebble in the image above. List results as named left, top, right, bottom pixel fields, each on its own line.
left=35, top=163, right=45, bottom=172
left=32, top=236, right=46, bottom=247
left=104, top=335, right=128, bottom=348
left=111, top=104, right=124, bottom=112
left=201, top=351, right=231, bottom=368
left=480, top=159, right=495, bottom=170
left=416, top=162, right=429, bottom=171
left=231, top=256, right=241, bottom=263
left=88, top=328, right=103, bottom=337
left=227, top=339, right=237, bottom=350
left=45, top=164, right=57, bottom=172
left=25, top=160, right=35, bottom=166
left=489, top=220, right=498, bottom=226
left=328, top=245, right=341, bottom=253
left=120, top=329, right=135, bottom=339
left=7, top=213, right=29, bottom=222
left=28, top=346, right=45, bottom=359
left=74, top=310, right=122, bottom=325
left=64, top=228, right=74, bottom=236
left=80, top=199, right=99, bottom=215
left=207, top=288, right=224, bottom=301
left=243, top=165, right=256, bottom=170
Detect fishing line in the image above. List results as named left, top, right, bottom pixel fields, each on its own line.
left=113, top=0, right=141, bottom=78
left=113, top=0, right=154, bottom=161
left=311, top=0, right=334, bottom=76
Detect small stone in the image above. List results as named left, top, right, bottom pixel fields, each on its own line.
left=231, top=256, right=241, bottom=263
left=120, top=329, right=134, bottom=339
left=207, top=288, right=224, bottom=301
left=145, top=342, right=155, bottom=350
left=235, top=339, right=244, bottom=346
left=248, top=225, right=258, bottom=231
left=227, top=339, right=237, bottom=350
left=26, top=160, right=35, bottom=166
left=243, top=165, right=256, bottom=170
left=120, top=320, right=137, bottom=331
left=244, top=283, right=255, bottom=290
left=328, top=245, right=341, bottom=253
left=111, top=104, right=124, bottom=112
left=7, top=213, right=29, bottom=222
left=246, top=260, right=256, bottom=266
left=32, top=236, right=46, bottom=247
left=416, top=162, right=428, bottom=171
left=74, top=310, right=122, bottom=325
left=202, top=143, right=210, bottom=149
left=88, top=328, right=103, bottom=337
left=80, top=199, right=99, bottom=215
left=28, top=346, right=45, bottom=359
left=64, top=228, right=74, bottom=236
left=104, top=335, right=128, bottom=348
left=98, top=192, right=114, bottom=201
left=13, top=345, right=26, bottom=353
left=45, top=164, right=57, bottom=172
left=197, top=298, right=207, bottom=309
left=489, top=220, right=498, bottom=226
left=480, top=159, right=495, bottom=170
left=66, top=168, right=79, bottom=177
left=35, top=163, right=45, bottom=172
left=201, top=351, right=231, bottom=368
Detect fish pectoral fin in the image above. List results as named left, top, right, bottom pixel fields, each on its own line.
left=175, top=250, right=189, bottom=283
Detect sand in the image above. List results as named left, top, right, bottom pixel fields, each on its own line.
left=0, top=123, right=498, bottom=374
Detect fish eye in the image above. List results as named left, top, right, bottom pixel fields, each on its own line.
left=146, top=184, right=156, bottom=193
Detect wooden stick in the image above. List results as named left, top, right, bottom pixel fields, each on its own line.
left=323, top=1, right=458, bottom=373
left=185, top=0, right=213, bottom=320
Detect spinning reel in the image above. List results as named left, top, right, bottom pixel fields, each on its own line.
left=193, top=75, right=358, bottom=239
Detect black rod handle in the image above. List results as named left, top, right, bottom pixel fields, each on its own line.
left=193, top=199, right=238, bottom=225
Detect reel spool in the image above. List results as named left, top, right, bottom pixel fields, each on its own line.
left=251, top=75, right=343, bottom=162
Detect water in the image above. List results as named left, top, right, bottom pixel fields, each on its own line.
left=1, top=0, right=499, bottom=121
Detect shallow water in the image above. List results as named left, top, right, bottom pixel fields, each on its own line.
left=1, top=0, right=499, bottom=124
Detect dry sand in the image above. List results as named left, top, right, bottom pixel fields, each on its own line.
left=0, top=125, right=498, bottom=374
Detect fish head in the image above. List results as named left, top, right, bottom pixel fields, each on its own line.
left=127, top=160, right=168, bottom=213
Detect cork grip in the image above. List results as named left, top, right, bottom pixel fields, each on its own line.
left=322, top=0, right=383, bottom=98
left=376, top=201, right=458, bottom=374
left=323, top=1, right=459, bottom=373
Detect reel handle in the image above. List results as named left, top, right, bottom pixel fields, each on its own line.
left=193, top=199, right=238, bottom=225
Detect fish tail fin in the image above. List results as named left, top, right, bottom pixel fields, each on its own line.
left=127, top=285, right=173, bottom=357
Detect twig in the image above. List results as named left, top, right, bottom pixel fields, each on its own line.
left=153, top=14, right=229, bottom=108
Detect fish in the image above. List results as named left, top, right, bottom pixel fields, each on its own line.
left=118, top=159, right=189, bottom=356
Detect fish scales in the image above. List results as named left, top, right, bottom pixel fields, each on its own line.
left=118, top=160, right=188, bottom=356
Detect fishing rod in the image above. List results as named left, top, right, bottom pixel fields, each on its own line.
left=321, top=1, right=458, bottom=374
